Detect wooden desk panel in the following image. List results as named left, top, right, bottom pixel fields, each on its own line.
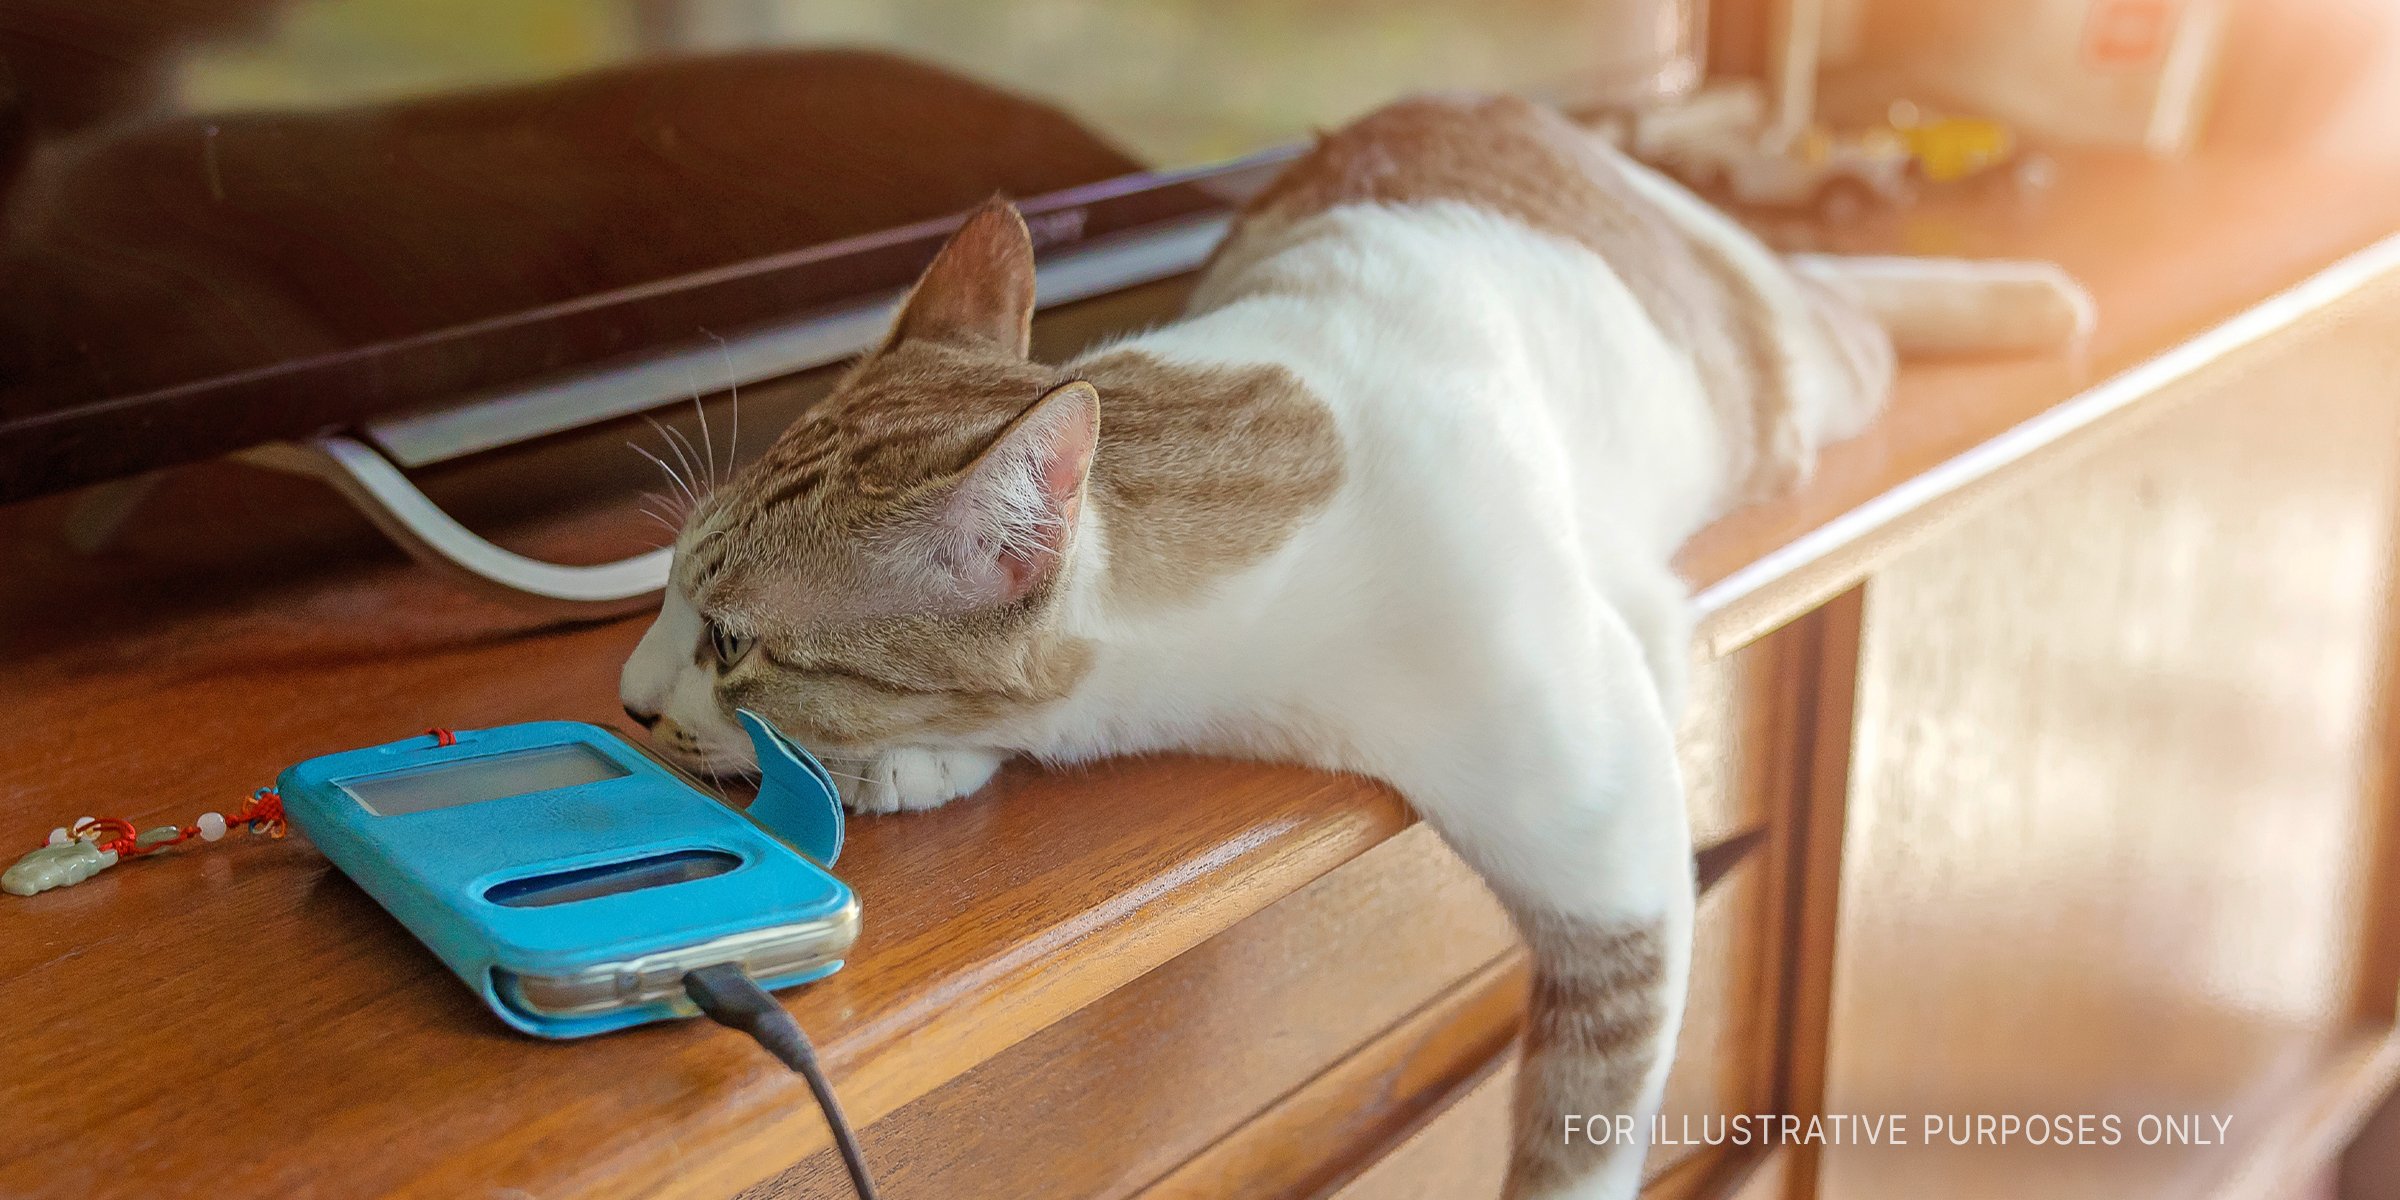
left=749, top=825, right=1517, bottom=1199
left=1815, top=279, right=2400, bottom=1199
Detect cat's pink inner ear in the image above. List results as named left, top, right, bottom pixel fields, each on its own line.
left=938, top=380, right=1100, bottom=607
left=886, top=198, right=1037, bottom=357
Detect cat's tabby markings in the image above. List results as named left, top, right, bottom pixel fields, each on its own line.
left=624, top=92, right=2087, bottom=1198
left=1073, top=348, right=1342, bottom=608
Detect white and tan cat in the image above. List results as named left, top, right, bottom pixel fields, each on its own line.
left=620, top=95, right=2087, bottom=1199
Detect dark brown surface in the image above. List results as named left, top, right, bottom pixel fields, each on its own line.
left=4, top=50, right=1142, bottom=407
left=0, top=0, right=1641, bottom=503
left=0, top=41, right=1254, bottom=503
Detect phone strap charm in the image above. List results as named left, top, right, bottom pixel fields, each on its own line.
left=3, top=729, right=456, bottom=898
left=2, top=788, right=288, bottom=897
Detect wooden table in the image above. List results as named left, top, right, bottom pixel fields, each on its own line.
left=6, top=147, right=2400, bottom=1200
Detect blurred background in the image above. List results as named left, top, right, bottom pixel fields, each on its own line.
left=6, top=0, right=2394, bottom=507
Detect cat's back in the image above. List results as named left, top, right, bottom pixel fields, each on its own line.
left=1176, top=92, right=1881, bottom=528
left=1215, top=94, right=1727, bottom=345
left=1163, top=94, right=1746, bottom=545
left=1235, top=93, right=1680, bottom=269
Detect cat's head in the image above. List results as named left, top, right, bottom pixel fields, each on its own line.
left=619, top=200, right=1099, bottom=773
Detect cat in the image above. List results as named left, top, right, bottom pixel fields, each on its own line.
left=619, top=94, right=2089, bottom=1199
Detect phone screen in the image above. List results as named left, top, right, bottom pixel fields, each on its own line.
left=340, top=743, right=628, bottom=816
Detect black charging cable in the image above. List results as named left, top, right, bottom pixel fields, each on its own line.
left=683, top=964, right=880, bottom=1200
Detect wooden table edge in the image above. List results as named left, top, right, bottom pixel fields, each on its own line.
left=1694, top=230, right=2400, bottom=660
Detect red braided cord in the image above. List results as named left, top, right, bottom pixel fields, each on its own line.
left=66, top=787, right=287, bottom=858
left=79, top=817, right=141, bottom=857
left=35, top=727, right=428, bottom=861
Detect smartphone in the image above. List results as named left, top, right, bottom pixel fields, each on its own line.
left=279, top=713, right=856, bottom=1038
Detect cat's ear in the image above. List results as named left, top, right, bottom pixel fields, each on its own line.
left=911, top=379, right=1099, bottom=609
left=885, top=197, right=1037, bottom=357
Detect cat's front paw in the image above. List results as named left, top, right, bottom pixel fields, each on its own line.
left=836, top=746, right=1007, bottom=815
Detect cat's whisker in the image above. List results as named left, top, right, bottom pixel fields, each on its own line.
left=641, top=416, right=706, bottom=506
left=646, top=423, right=699, bottom=500
left=814, top=766, right=883, bottom=788
left=638, top=507, right=680, bottom=538
left=706, top=330, right=741, bottom=480
left=640, top=488, right=690, bottom=524
left=627, top=441, right=697, bottom=508
left=637, top=417, right=684, bottom=486
left=684, top=368, right=718, bottom=492
left=667, top=422, right=710, bottom=496
left=647, top=415, right=694, bottom=485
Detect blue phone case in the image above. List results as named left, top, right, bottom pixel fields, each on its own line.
left=279, top=711, right=855, bottom=1038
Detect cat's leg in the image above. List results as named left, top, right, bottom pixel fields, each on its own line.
left=1365, top=608, right=1695, bottom=1200
left=832, top=746, right=1008, bottom=814
left=1786, top=253, right=2093, bottom=356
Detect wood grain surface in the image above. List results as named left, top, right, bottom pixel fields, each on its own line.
left=1813, top=284, right=2400, bottom=1199
left=1142, top=957, right=1531, bottom=1200
left=1686, top=153, right=2400, bottom=653
left=1753, top=590, right=1867, bottom=1200
left=0, top=569, right=1411, bottom=1200
left=1324, top=1066, right=1514, bottom=1200
left=747, top=824, right=1519, bottom=1199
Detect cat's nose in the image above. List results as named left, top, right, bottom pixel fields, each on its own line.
left=623, top=703, right=661, bottom=730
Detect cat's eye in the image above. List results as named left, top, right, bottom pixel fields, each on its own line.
left=705, top=621, right=754, bottom=669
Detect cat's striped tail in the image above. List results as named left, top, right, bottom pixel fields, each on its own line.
left=1505, top=908, right=1684, bottom=1200
left=1402, top=682, right=1698, bottom=1200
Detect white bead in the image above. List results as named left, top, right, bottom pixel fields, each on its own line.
left=74, top=816, right=94, bottom=831
left=197, top=812, right=228, bottom=841
left=47, top=828, right=69, bottom=846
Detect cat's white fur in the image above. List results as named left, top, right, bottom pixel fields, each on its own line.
left=625, top=136, right=2079, bottom=1197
